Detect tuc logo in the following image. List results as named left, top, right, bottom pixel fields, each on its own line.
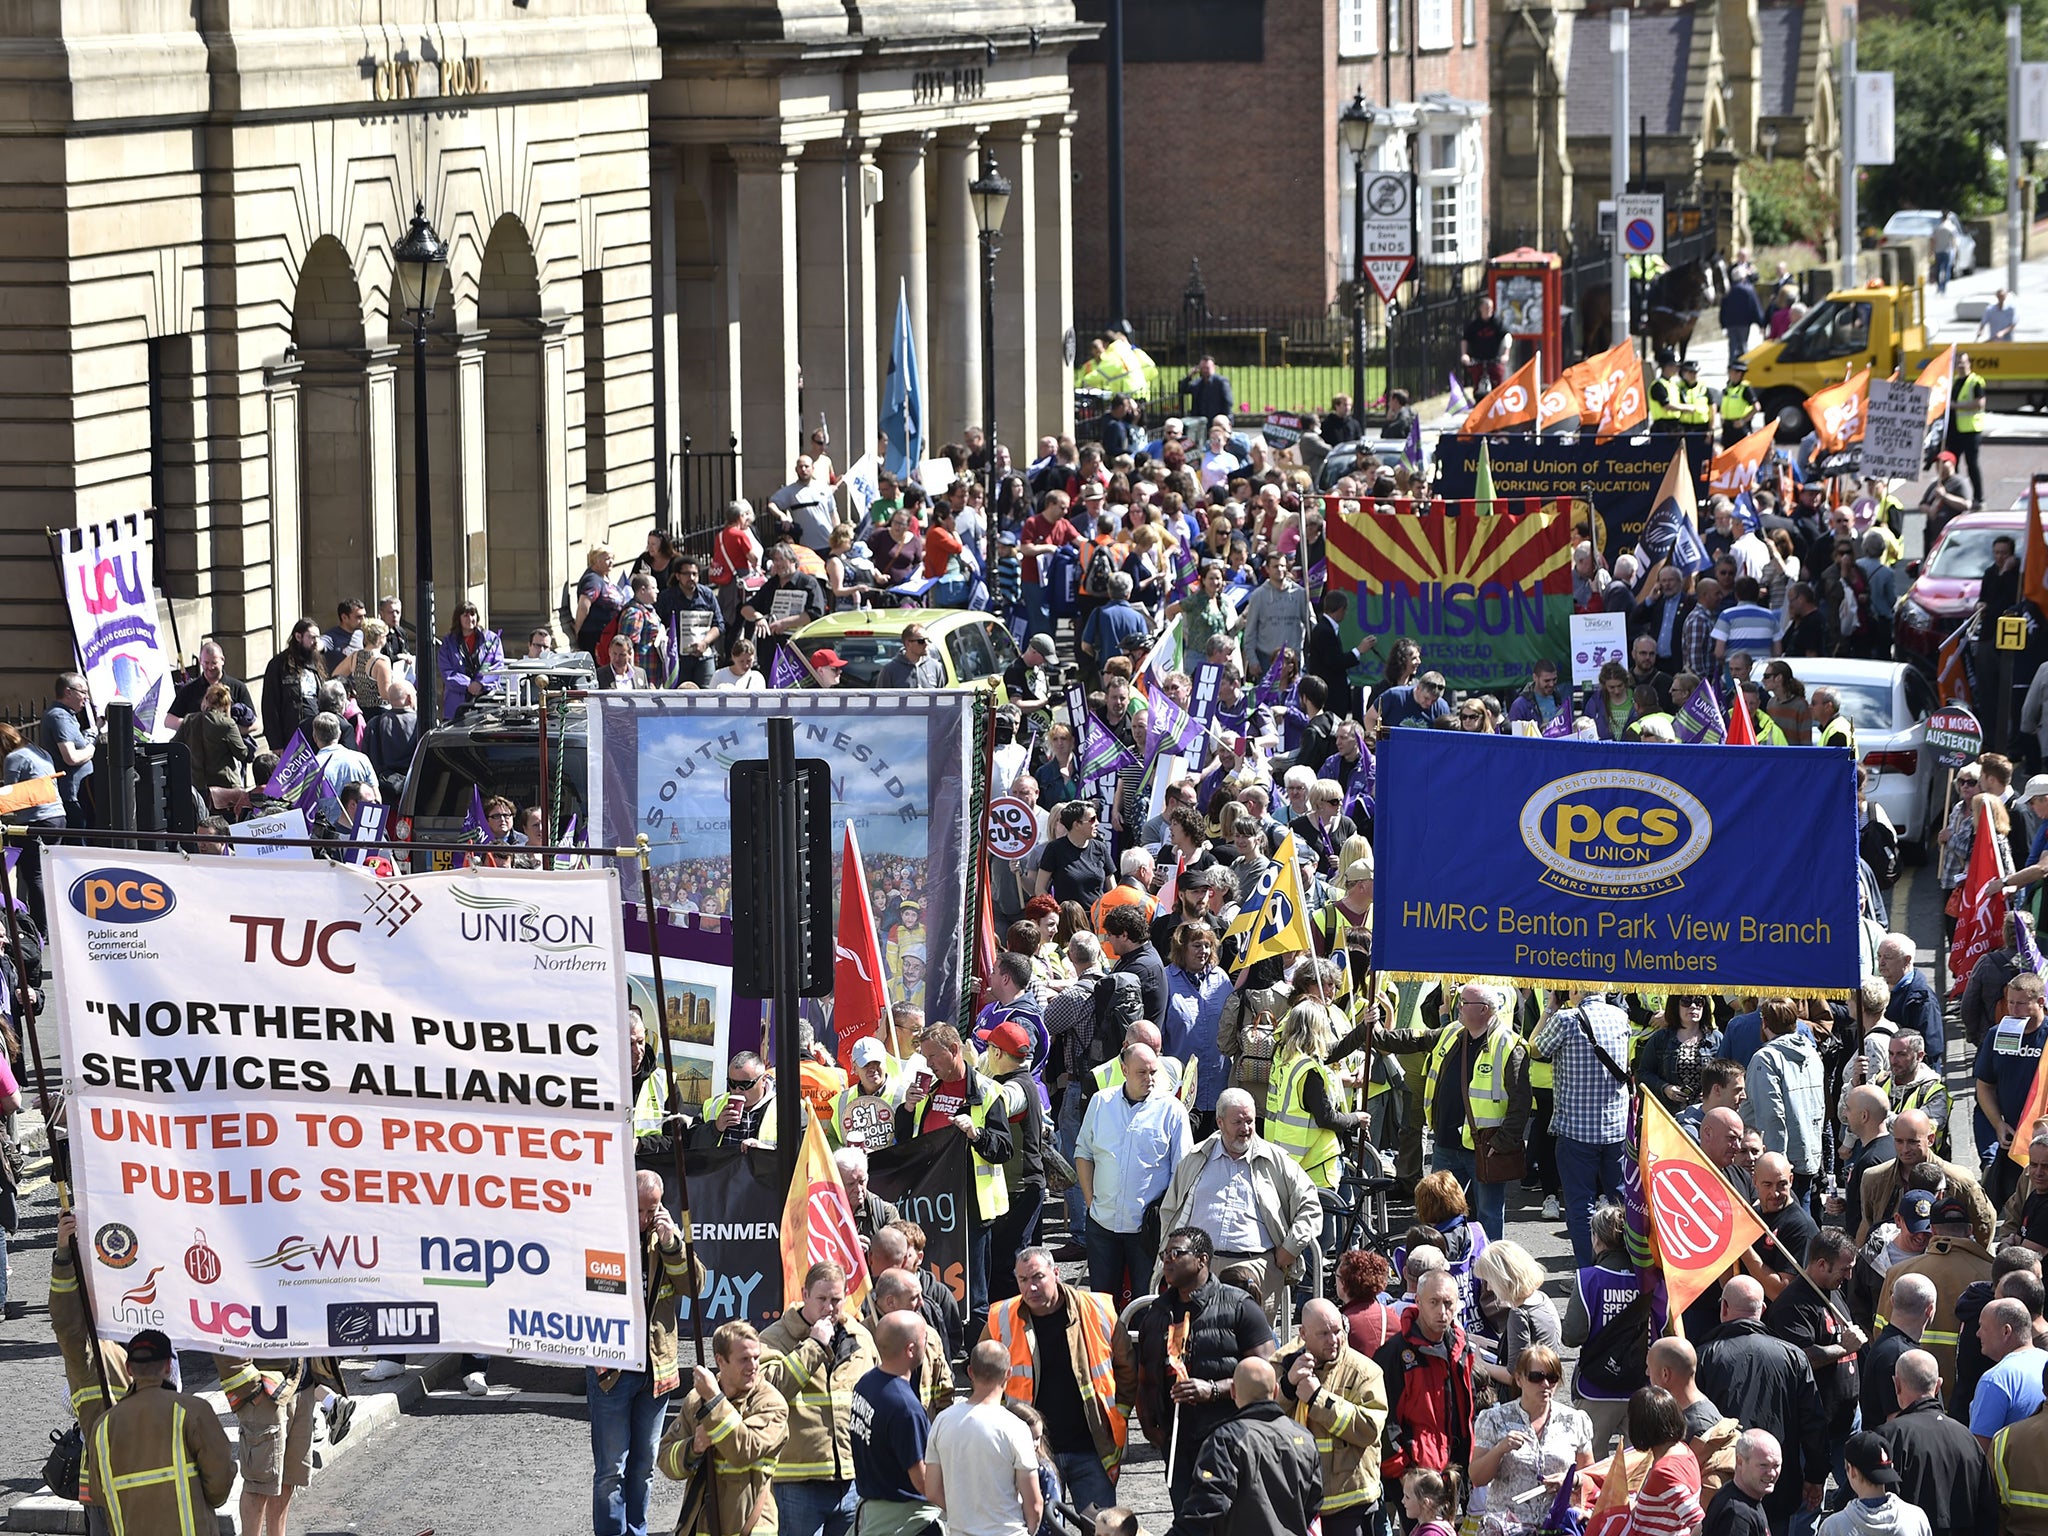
left=1518, top=769, right=1711, bottom=899
left=69, top=868, right=176, bottom=923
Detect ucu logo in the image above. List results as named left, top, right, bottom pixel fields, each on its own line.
left=77, top=553, right=145, bottom=617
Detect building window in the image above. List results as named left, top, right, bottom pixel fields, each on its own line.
left=1463, top=0, right=1476, bottom=45
left=1339, top=0, right=1377, bottom=55
left=1418, top=0, right=1452, bottom=50
left=1419, top=122, right=1482, bottom=266
left=1386, top=0, right=1401, bottom=53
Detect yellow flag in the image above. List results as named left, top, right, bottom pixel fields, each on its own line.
left=779, top=1113, right=874, bottom=1315
left=1639, top=1091, right=1765, bottom=1318
left=1224, top=831, right=1315, bottom=972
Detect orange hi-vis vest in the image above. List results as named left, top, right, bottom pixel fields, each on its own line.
left=987, top=1286, right=1130, bottom=1475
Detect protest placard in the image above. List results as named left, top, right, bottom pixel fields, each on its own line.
left=1861, top=380, right=1930, bottom=481
left=1570, top=612, right=1628, bottom=687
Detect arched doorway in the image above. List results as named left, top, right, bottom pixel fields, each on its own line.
left=291, top=238, right=372, bottom=627
left=480, top=217, right=546, bottom=635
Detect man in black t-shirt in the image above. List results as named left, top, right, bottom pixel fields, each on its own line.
left=1461, top=296, right=1510, bottom=392
left=1748, top=1152, right=1819, bottom=1287
left=1765, top=1230, right=1867, bottom=1466
left=995, top=1248, right=1128, bottom=1516
left=164, top=639, right=256, bottom=732
left=1702, top=1428, right=1780, bottom=1536
left=1036, top=801, right=1115, bottom=909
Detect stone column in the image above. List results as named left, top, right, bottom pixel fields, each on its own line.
left=365, top=345, right=399, bottom=607
left=541, top=316, right=572, bottom=609
left=797, top=141, right=880, bottom=478
left=930, top=128, right=982, bottom=447
left=264, top=361, right=303, bottom=637
left=649, top=151, right=681, bottom=530
left=453, top=334, right=488, bottom=611
left=731, top=143, right=802, bottom=500
left=876, top=132, right=932, bottom=448
left=988, top=122, right=1040, bottom=460
left=1035, top=113, right=1077, bottom=440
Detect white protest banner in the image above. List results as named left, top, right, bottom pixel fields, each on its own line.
left=1862, top=379, right=1930, bottom=481
left=1569, top=612, right=1627, bottom=687
left=48, top=850, right=641, bottom=1367
left=229, top=808, right=315, bottom=860
left=53, top=514, right=175, bottom=738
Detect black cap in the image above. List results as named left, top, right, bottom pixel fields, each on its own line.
left=126, top=1329, right=174, bottom=1366
left=1655, top=348, right=1678, bottom=367
left=1680, top=357, right=1700, bottom=371
left=1931, top=1196, right=1972, bottom=1228
left=1843, top=1431, right=1899, bottom=1486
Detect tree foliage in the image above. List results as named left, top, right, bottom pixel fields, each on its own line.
left=1856, top=5, right=2008, bottom=219
left=1744, top=157, right=1836, bottom=246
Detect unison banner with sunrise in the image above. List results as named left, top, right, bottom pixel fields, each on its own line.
left=1327, top=507, right=1572, bottom=692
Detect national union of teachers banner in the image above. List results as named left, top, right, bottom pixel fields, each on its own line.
left=1372, top=731, right=1860, bottom=994
left=1326, top=507, right=1572, bottom=692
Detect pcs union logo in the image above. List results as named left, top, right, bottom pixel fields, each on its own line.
left=68, top=868, right=176, bottom=923
left=1518, top=770, right=1711, bottom=900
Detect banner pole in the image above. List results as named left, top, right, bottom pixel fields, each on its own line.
left=538, top=683, right=552, bottom=872
left=636, top=837, right=711, bottom=1375
left=0, top=829, right=114, bottom=1411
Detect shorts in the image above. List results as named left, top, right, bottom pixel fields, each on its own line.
left=236, top=1388, right=316, bottom=1495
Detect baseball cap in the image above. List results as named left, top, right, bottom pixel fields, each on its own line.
left=998, top=529, right=1021, bottom=546
left=1895, top=1189, right=1935, bottom=1234
left=1931, top=1196, right=1971, bottom=1227
left=983, top=1020, right=1033, bottom=1060
left=850, top=1038, right=888, bottom=1069
left=1938, top=450, right=1958, bottom=465
left=127, top=1329, right=175, bottom=1366
left=810, top=649, right=847, bottom=669
left=2025, top=774, right=2048, bottom=801
left=1342, top=857, right=1375, bottom=885
left=1027, top=633, right=1059, bottom=661
left=1843, top=1431, right=1899, bottom=1487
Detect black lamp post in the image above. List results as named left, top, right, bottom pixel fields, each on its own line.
left=393, top=201, right=449, bottom=728
left=1338, top=90, right=1375, bottom=435
left=969, top=150, right=1012, bottom=579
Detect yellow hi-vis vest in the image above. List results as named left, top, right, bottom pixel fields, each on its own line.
left=1526, top=1029, right=1552, bottom=1091
left=1956, top=373, right=1987, bottom=434
left=905, top=1076, right=1011, bottom=1222
left=700, top=1091, right=780, bottom=1150
left=1268, top=1048, right=1343, bottom=1188
left=634, top=1069, right=671, bottom=1137
left=1424, top=1026, right=1515, bottom=1149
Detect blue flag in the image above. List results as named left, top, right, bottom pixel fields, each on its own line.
left=881, top=279, right=923, bottom=480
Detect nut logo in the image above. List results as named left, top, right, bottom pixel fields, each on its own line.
left=1518, top=769, right=1711, bottom=900
left=69, top=868, right=175, bottom=923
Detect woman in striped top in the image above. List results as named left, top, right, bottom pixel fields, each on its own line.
left=1619, top=1386, right=1706, bottom=1536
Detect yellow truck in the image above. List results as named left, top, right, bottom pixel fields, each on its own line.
left=1740, top=279, right=2048, bottom=418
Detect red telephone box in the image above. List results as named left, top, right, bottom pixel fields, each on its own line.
left=1489, top=248, right=1562, bottom=375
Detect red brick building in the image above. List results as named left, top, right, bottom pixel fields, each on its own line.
left=1067, top=0, right=1492, bottom=321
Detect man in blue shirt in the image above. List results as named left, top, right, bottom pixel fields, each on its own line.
left=850, top=1312, right=941, bottom=1533
left=1968, top=1296, right=2047, bottom=1448
left=1973, top=972, right=2048, bottom=1210
left=1075, top=1043, right=1193, bottom=1303
left=1078, top=572, right=1148, bottom=682
left=1878, top=934, right=1945, bottom=1067
left=1378, top=671, right=1451, bottom=730
left=41, top=672, right=96, bottom=824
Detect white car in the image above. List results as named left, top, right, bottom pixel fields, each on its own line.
left=1880, top=211, right=1977, bottom=276
left=1780, top=657, right=1942, bottom=858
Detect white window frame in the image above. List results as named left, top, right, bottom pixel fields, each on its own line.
left=1418, top=0, right=1453, bottom=51
left=1339, top=0, right=1378, bottom=56
left=1417, top=120, right=1483, bottom=267
left=1463, top=0, right=1476, bottom=46
left=1386, top=0, right=1401, bottom=54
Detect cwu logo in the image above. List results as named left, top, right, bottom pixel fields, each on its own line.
left=69, top=869, right=176, bottom=923
left=1517, top=769, right=1712, bottom=900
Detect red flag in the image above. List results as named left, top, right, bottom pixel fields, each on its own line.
left=2024, top=479, right=2048, bottom=615
left=1725, top=685, right=1758, bottom=746
left=832, top=823, right=890, bottom=1071
left=1949, top=797, right=2012, bottom=998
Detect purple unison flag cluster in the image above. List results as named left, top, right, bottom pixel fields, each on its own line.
left=1671, top=684, right=1727, bottom=745
left=768, top=643, right=806, bottom=690
left=263, top=727, right=323, bottom=810
left=1077, top=710, right=1137, bottom=784
left=1145, top=689, right=1207, bottom=761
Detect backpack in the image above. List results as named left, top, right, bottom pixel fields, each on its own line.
left=1083, top=971, right=1145, bottom=1072
left=1575, top=1288, right=1653, bottom=1396
left=1230, top=998, right=1282, bottom=1103
left=1081, top=539, right=1119, bottom=599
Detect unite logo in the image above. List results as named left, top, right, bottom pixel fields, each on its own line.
left=69, top=869, right=175, bottom=923
left=190, top=1300, right=288, bottom=1341
left=111, top=1266, right=167, bottom=1328
left=1518, top=769, right=1712, bottom=899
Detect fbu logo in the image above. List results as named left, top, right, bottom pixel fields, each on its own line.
left=69, top=868, right=176, bottom=923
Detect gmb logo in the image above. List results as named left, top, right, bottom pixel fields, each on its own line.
left=1518, top=770, right=1711, bottom=900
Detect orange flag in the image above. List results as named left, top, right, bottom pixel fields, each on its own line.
left=2023, top=479, right=2048, bottom=614
left=1917, top=345, right=1957, bottom=427
left=1595, top=351, right=1649, bottom=439
left=779, top=1114, right=873, bottom=1314
left=1805, top=369, right=1870, bottom=453
left=1563, top=342, right=1637, bottom=427
left=1537, top=371, right=1583, bottom=431
left=2006, top=923, right=2048, bottom=1165
left=1708, top=421, right=1777, bottom=503
left=1639, top=1092, right=1766, bottom=1318
left=1461, top=357, right=1539, bottom=435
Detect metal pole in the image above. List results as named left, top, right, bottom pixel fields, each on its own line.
left=1352, top=151, right=1368, bottom=422
left=1106, top=0, right=1127, bottom=328
left=1610, top=8, right=1631, bottom=350
left=1841, top=7, right=1859, bottom=290
left=2013, top=5, right=2026, bottom=293
left=412, top=318, right=439, bottom=731
left=768, top=717, right=803, bottom=1192
left=980, top=154, right=1000, bottom=581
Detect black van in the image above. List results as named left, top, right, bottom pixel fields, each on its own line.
left=392, top=697, right=591, bottom=870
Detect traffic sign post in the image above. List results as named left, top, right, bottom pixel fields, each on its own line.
left=1616, top=193, right=1664, bottom=257
left=1361, top=172, right=1415, bottom=303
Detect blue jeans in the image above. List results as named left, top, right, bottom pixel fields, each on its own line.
left=585, top=1369, right=670, bottom=1536
left=1054, top=1448, right=1117, bottom=1518
left=1085, top=1223, right=1153, bottom=1303
left=1555, top=1136, right=1627, bottom=1267
left=1935, top=249, right=1954, bottom=292
left=777, top=1477, right=857, bottom=1536
left=1431, top=1144, right=1506, bottom=1239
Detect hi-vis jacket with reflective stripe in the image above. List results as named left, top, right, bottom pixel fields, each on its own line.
left=87, top=1386, right=236, bottom=1536
left=1994, top=1409, right=2048, bottom=1536
left=986, top=1282, right=1135, bottom=1475
left=50, top=1240, right=133, bottom=1504
left=758, top=1309, right=878, bottom=1482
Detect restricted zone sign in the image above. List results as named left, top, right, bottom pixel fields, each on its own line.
left=1616, top=194, right=1664, bottom=256
left=1926, top=706, right=1983, bottom=769
left=1361, top=172, right=1415, bottom=303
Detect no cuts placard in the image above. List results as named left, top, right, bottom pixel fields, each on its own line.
left=47, top=849, right=643, bottom=1368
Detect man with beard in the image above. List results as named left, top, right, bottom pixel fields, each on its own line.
left=261, top=617, right=325, bottom=750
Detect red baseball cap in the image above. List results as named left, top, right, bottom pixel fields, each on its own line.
left=982, top=1020, right=1033, bottom=1060
left=810, top=649, right=847, bottom=669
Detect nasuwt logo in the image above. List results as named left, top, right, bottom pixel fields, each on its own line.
left=68, top=868, right=176, bottom=923
left=1518, top=769, right=1712, bottom=900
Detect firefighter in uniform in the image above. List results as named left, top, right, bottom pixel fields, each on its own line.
left=1951, top=352, right=1988, bottom=509
left=1874, top=1204, right=1993, bottom=1391
left=1649, top=351, right=1687, bottom=433
left=86, top=1329, right=235, bottom=1536
left=1994, top=1393, right=2048, bottom=1536
left=658, top=1320, right=790, bottom=1536
left=1719, top=360, right=1760, bottom=446
left=52, top=1210, right=133, bottom=1529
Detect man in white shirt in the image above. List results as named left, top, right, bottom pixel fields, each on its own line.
left=925, top=1342, right=1045, bottom=1536
left=1074, top=1043, right=1193, bottom=1303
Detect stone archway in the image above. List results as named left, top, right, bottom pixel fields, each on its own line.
left=291, top=237, right=373, bottom=626
left=479, top=216, right=547, bottom=633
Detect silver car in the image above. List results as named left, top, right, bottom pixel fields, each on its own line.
left=1781, top=657, right=1942, bottom=858
left=1880, top=211, right=1977, bottom=276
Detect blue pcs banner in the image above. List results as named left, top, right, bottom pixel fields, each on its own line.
left=1372, top=731, right=1861, bottom=995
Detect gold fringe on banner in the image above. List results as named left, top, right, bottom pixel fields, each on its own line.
left=1370, top=969, right=1855, bottom=1003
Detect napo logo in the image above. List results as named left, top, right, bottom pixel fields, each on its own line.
left=1518, top=769, right=1711, bottom=900
left=94, top=1222, right=141, bottom=1269
left=68, top=869, right=175, bottom=923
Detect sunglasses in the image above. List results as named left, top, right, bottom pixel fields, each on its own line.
left=1161, top=1245, right=1199, bottom=1260
left=1524, top=1372, right=1560, bottom=1386
left=729, top=1075, right=762, bottom=1090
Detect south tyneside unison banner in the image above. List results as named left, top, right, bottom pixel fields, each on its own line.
left=1371, top=732, right=1861, bottom=994
left=47, top=850, right=642, bottom=1367
left=589, top=689, right=978, bottom=1027
left=1326, top=508, right=1572, bottom=692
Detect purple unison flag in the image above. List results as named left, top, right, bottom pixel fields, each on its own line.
left=1064, top=681, right=1089, bottom=732
left=1342, top=750, right=1376, bottom=822
left=2019, top=914, right=2048, bottom=981
left=768, top=643, right=806, bottom=690
left=1403, top=410, right=1424, bottom=470
left=1077, top=710, right=1138, bottom=783
left=1671, top=685, right=1727, bottom=745
left=344, top=800, right=388, bottom=864
left=1255, top=651, right=1288, bottom=707
left=1146, top=690, right=1206, bottom=760
left=1189, top=661, right=1225, bottom=722
left=264, top=727, right=322, bottom=809
left=1541, top=706, right=1577, bottom=739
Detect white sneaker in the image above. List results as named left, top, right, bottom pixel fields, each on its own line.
left=463, top=1371, right=488, bottom=1397
left=361, top=1360, right=405, bottom=1383
left=1541, top=1196, right=1562, bottom=1221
